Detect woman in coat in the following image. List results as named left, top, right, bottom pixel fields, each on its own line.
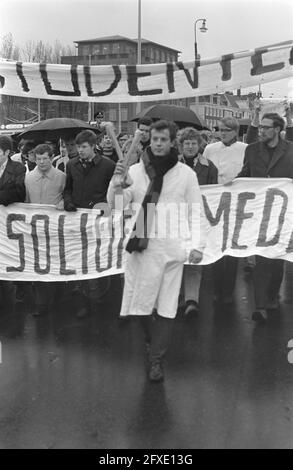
left=177, top=127, right=218, bottom=317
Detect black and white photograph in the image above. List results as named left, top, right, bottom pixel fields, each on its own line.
left=0, top=0, right=293, bottom=452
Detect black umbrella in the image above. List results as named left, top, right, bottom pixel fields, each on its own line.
left=18, top=118, right=100, bottom=142
left=131, top=104, right=209, bottom=130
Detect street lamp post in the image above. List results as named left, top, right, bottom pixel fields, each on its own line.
left=194, top=18, right=208, bottom=60
left=88, top=54, right=92, bottom=122
left=136, top=0, right=142, bottom=115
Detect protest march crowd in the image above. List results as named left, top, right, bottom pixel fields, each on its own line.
left=0, top=99, right=293, bottom=383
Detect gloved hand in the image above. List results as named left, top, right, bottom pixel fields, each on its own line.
left=64, top=201, right=77, bottom=212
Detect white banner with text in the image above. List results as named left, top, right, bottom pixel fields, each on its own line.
left=0, top=41, right=292, bottom=103
left=1, top=178, right=293, bottom=281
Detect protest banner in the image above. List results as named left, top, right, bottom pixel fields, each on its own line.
left=1, top=178, right=293, bottom=281
left=0, top=41, right=292, bottom=103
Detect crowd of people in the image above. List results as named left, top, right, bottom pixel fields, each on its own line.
left=0, top=101, right=293, bottom=382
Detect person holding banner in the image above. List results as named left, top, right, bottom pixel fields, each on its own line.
left=107, top=120, right=206, bottom=383
left=238, top=112, right=293, bottom=324
left=25, top=143, right=66, bottom=316
left=246, top=99, right=293, bottom=144
left=64, top=130, right=115, bottom=318
left=203, top=117, right=247, bottom=306
left=0, top=135, right=26, bottom=311
left=178, top=127, right=218, bottom=317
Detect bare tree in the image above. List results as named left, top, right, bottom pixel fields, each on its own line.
left=22, top=39, right=36, bottom=61
left=0, top=32, right=16, bottom=59
left=1, top=33, right=85, bottom=123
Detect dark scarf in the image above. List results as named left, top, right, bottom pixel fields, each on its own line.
left=184, top=154, right=199, bottom=169
left=126, top=146, right=178, bottom=253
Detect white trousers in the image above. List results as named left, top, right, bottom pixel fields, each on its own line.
left=120, top=239, right=187, bottom=319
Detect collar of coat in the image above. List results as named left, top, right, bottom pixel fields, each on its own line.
left=73, top=152, right=102, bottom=167
left=33, top=166, right=56, bottom=181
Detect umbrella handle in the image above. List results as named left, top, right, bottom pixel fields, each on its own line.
left=100, top=122, right=124, bottom=161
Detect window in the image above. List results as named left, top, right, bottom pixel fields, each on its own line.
left=121, top=108, right=128, bottom=121
left=112, top=43, right=120, bottom=53
left=109, top=108, right=117, bottom=121
left=150, top=48, right=155, bottom=60
left=82, top=45, right=90, bottom=55
left=155, top=49, right=160, bottom=62
left=102, top=44, right=109, bottom=54
left=92, top=44, right=101, bottom=54
left=213, top=96, right=218, bottom=105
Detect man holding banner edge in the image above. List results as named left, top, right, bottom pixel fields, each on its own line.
left=107, top=119, right=206, bottom=383
left=238, top=112, right=293, bottom=323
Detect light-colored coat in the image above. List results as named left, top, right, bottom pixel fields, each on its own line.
left=25, top=166, right=66, bottom=207
left=107, top=160, right=206, bottom=318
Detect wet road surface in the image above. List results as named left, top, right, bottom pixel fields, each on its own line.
left=0, top=263, right=293, bottom=449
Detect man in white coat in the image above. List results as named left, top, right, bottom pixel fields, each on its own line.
left=203, top=117, right=247, bottom=305
left=107, top=120, right=206, bottom=383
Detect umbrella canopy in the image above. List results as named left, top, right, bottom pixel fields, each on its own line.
left=131, top=104, right=209, bottom=130
left=18, top=118, right=100, bottom=142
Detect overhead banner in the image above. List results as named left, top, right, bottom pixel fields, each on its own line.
left=0, top=41, right=292, bottom=103
left=1, top=178, right=293, bottom=282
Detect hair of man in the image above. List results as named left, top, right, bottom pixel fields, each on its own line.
left=262, top=113, right=285, bottom=132
left=219, top=116, right=240, bottom=133
left=0, top=135, right=13, bottom=153
left=150, top=119, right=178, bottom=141
left=34, top=143, right=53, bottom=158
left=138, top=117, right=153, bottom=127
left=75, top=130, right=97, bottom=146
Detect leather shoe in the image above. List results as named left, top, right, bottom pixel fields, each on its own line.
left=149, top=360, right=164, bottom=383
left=252, top=309, right=267, bottom=324
left=184, top=300, right=199, bottom=317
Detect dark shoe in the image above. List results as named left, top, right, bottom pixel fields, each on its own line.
left=184, top=300, right=199, bottom=317
left=149, top=360, right=164, bottom=383
left=76, top=307, right=89, bottom=319
left=252, top=309, right=267, bottom=324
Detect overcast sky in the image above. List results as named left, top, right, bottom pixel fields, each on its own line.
left=1, top=0, right=293, bottom=98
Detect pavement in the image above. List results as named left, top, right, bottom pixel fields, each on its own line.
left=0, top=263, right=293, bottom=449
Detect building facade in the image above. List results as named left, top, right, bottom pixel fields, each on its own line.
left=61, top=35, right=181, bottom=133
left=0, top=35, right=257, bottom=137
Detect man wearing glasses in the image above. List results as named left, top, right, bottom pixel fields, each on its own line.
left=238, top=113, right=293, bottom=324
left=203, top=117, right=247, bottom=306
